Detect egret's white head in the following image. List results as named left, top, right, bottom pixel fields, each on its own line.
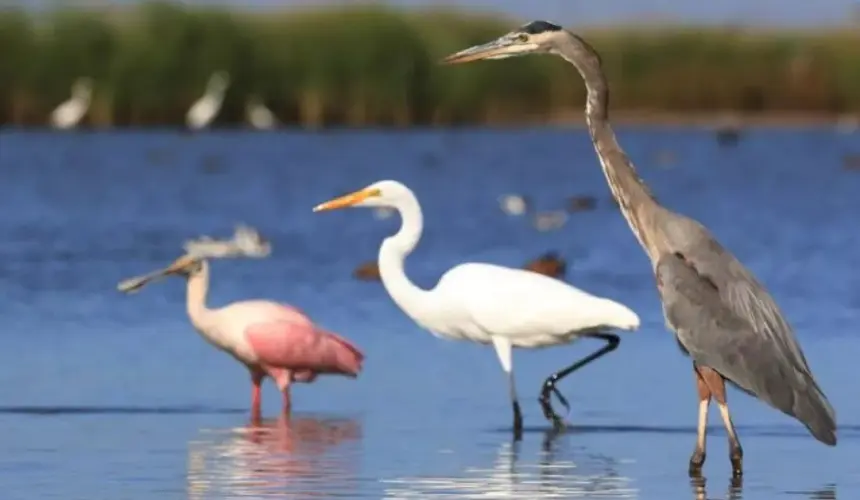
left=313, top=180, right=411, bottom=211
left=442, top=20, right=566, bottom=64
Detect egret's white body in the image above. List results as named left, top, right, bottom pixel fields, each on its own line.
left=314, top=180, right=639, bottom=434
left=245, top=97, right=278, bottom=130
left=50, top=78, right=92, bottom=129
left=187, top=72, right=230, bottom=130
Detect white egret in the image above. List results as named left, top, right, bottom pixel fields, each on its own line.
left=186, top=71, right=231, bottom=130
left=314, top=180, right=640, bottom=437
left=245, top=96, right=278, bottom=130
left=49, top=77, right=92, bottom=130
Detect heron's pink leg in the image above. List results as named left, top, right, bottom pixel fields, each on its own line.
left=250, top=371, right=264, bottom=425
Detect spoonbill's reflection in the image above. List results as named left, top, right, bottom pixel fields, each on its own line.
left=382, top=431, right=636, bottom=499
left=187, top=415, right=361, bottom=499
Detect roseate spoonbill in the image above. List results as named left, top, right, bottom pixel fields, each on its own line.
left=313, top=180, right=639, bottom=439
left=118, top=254, right=363, bottom=421
left=245, top=96, right=278, bottom=130
left=50, top=78, right=92, bottom=129
left=443, top=20, right=835, bottom=475
left=186, top=71, right=230, bottom=130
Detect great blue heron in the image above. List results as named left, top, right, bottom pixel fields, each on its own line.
left=443, top=20, right=836, bottom=477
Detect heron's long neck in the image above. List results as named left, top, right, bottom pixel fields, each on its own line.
left=378, top=194, right=436, bottom=323
left=186, top=261, right=214, bottom=332
left=559, top=33, right=666, bottom=258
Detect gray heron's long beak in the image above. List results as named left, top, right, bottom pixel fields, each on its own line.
left=442, top=36, right=539, bottom=64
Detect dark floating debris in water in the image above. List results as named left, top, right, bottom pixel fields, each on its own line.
left=524, top=252, right=566, bottom=279
left=566, top=195, right=597, bottom=213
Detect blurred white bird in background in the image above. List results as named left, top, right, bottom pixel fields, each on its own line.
left=245, top=96, right=278, bottom=130
left=50, top=77, right=92, bottom=130
left=187, top=71, right=231, bottom=130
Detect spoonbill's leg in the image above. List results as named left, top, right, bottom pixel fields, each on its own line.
left=267, top=367, right=293, bottom=416
left=689, top=364, right=712, bottom=476
left=539, top=332, right=620, bottom=430
left=250, top=371, right=264, bottom=425
left=491, top=336, right=522, bottom=440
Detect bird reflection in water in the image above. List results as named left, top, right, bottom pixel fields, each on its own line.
left=382, top=431, right=636, bottom=499
left=187, top=415, right=361, bottom=499
left=690, top=474, right=835, bottom=500
left=690, top=473, right=743, bottom=500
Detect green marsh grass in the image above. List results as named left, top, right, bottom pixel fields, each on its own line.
left=2, top=3, right=859, bottom=127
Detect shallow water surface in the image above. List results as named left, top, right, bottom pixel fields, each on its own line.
left=0, top=127, right=858, bottom=499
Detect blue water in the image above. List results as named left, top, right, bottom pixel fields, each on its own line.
left=0, top=127, right=857, bottom=499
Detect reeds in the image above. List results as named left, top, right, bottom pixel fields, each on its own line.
left=2, top=2, right=859, bottom=127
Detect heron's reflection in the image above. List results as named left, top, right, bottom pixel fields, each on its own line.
left=187, top=415, right=362, bottom=499
left=382, top=429, right=637, bottom=498
left=691, top=473, right=835, bottom=500
left=690, top=473, right=743, bottom=500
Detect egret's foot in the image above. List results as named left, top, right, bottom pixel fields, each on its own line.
left=729, top=446, right=743, bottom=478
left=688, top=449, right=706, bottom=477
left=538, top=394, right=567, bottom=430
left=513, top=401, right=524, bottom=441
left=539, top=381, right=570, bottom=430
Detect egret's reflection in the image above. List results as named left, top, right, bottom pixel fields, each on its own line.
left=382, top=430, right=637, bottom=498
left=187, top=415, right=362, bottom=499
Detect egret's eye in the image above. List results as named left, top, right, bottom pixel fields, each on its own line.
left=515, top=33, right=529, bottom=43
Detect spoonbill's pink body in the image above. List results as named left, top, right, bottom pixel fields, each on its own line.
left=146, top=255, right=364, bottom=421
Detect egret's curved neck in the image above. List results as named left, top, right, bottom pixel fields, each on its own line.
left=186, top=261, right=213, bottom=330
left=378, top=193, right=436, bottom=322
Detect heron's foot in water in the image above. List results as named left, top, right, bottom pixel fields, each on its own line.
left=688, top=448, right=706, bottom=477
left=729, top=445, right=743, bottom=478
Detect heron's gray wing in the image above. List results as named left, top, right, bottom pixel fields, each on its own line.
left=685, top=237, right=811, bottom=368
left=655, top=253, right=836, bottom=445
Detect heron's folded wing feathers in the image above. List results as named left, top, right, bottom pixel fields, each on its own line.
left=655, top=253, right=836, bottom=445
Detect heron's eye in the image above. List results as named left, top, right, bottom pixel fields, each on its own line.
left=516, top=33, right=529, bottom=43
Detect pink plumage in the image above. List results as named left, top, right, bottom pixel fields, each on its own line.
left=246, top=321, right=364, bottom=377
left=150, top=257, right=365, bottom=422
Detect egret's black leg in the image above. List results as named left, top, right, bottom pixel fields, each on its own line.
left=539, top=332, right=620, bottom=429
left=513, top=400, right=523, bottom=441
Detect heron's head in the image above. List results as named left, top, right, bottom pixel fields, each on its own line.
left=313, top=180, right=410, bottom=211
left=442, top=20, right=566, bottom=64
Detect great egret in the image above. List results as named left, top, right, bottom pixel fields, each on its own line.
left=186, top=71, right=231, bottom=130
left=313, top=180, right=640, bottom=437
left=50, top=77, right=92, bottom=130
